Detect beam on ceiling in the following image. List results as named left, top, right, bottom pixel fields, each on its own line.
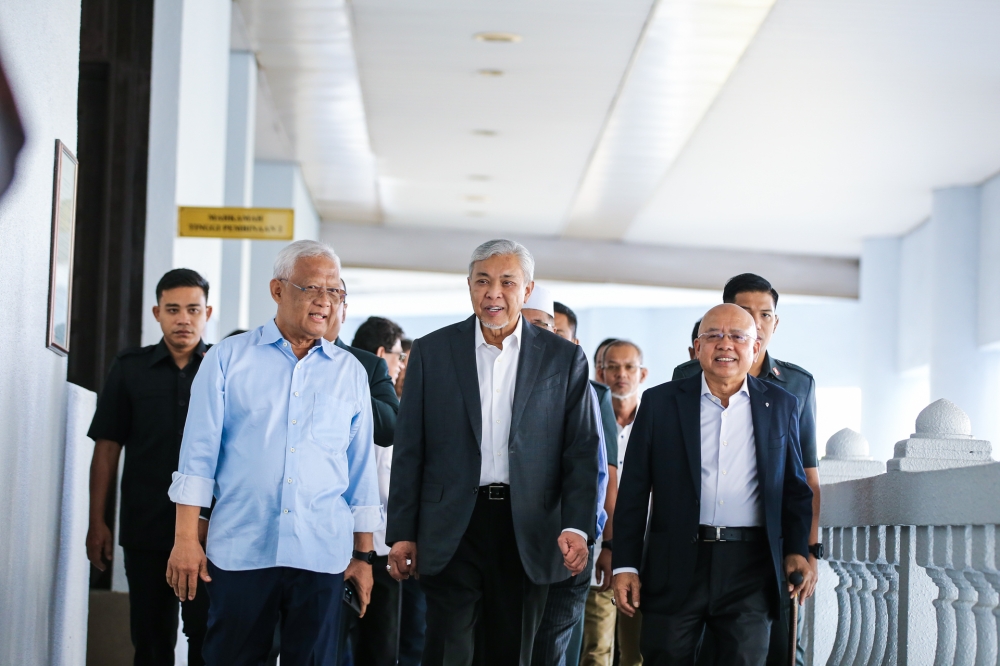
left=323, top=222, right=858, bottom=298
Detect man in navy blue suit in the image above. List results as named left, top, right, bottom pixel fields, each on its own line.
left=611, top=304, right=814, bottom=666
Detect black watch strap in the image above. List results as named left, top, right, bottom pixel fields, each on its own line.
left=601, top=539, right=613, bottom=551
left=352, top=549, right=377, bottom=564
left=808, top=543, right=824, bottom=559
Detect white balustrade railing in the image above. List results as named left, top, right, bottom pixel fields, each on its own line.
left=805, top=400, right=1000, bottom=666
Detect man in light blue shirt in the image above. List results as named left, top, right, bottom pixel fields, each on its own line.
left=166, top=240, right=384, bottom=665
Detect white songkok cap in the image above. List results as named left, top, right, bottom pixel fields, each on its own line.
left=524, top=284, right=554, bottom=317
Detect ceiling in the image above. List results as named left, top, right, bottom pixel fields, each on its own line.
left=238, top=0, right=1000, bottom=267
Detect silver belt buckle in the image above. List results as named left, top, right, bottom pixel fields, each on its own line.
left=715, top=526, right=726, bottom=542
left=488, top=485, right=505, bottom=500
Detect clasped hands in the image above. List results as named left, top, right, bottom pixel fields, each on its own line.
left=387, top=531, right=589, bottom=581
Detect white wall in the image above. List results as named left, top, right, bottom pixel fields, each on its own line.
left=0, top=1, right=81, bottom=663
left=144, top=0, right=232, bottom=345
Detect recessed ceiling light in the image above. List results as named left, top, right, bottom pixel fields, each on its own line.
left=469, top=174, right=491, bottom=181
left=477, top=69, right=504, bottom=77
left=472, top=129, right=497, bottom=137
left=474, top=32, right=521, bottom=43
left=465, top=195, right=487, bottom=202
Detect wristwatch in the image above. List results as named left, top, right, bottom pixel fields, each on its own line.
left=601, top=539, right=613, bottom=551
left=352, top=549, right=377, bottom=564
left=808, top=543, right=825, bottom=559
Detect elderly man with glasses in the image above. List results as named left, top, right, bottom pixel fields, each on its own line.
left=166, top=240, right=383, bottom=665
left=612, top=304, right=813, bottom=666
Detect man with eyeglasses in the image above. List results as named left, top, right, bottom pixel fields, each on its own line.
left=613, top=304, right=814, bottom=666
left=521, top=284, right=556, bottom=332
left=167, top=240, right=383, bottom=664
left=601, top=340, right=649, bottom=666
left=672, top=274, right=820, bottom=666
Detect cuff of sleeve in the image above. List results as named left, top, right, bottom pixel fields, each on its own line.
left=168, top=472, right=215, bottom=508
left=351, top=504, right=387, bottom=533
left=612, top=567, right=639, bottom=576
left=561, top=528, right=589, bottom=541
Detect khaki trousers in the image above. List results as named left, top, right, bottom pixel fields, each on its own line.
left=580, top=588, right=644, bottom=666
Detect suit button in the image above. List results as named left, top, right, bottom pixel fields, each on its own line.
left=473, top=488, right=478, bottom=494
left=691, top=535, right=698, bottom=543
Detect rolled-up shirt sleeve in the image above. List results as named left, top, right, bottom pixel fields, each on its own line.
left=168, top=346, right=225, bottom=508
left=344, top=373, right=386, bottom=533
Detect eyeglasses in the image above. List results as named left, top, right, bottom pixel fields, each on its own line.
left=282, top=280, right=347, bottom=305
left=386, top=351, right=408, bottom=363
left=697, top=331, right=756, bottom=345
left=603, top=363, right=643, bottom=375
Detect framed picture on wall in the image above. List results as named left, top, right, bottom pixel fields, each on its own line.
left=47, top=139, right=78, bottom=356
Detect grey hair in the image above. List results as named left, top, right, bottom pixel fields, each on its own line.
left=468, top=239, right=535, bottom=283
left=273, top=240, right=341, bottom=281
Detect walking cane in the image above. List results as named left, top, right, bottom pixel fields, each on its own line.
left=788, top=571, right=803, bottom=666
left=395, top=579, right=403, bottom=665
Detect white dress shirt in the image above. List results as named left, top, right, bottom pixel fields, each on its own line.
left=615, top=398, right=640, bottom=484
left=613, top=376, right=761, bottom=577
left=475, top=316, right=522, bottom=485
left=699, top=374, right=762, bottom=527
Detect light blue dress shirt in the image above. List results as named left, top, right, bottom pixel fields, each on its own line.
left=168, top=319, right=384, bottom=575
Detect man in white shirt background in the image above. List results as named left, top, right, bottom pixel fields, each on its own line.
left=600, top=340, right=648, bottom=666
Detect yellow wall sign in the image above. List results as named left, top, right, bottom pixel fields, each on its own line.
left=177, top=207, right=294, bottom=240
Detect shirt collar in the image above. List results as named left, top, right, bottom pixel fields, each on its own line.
left=259, top=319, right=334, bottom=358
left=700, top=373, right=750, bottom=403
left=474, top=313, right=523, bottom=351
left=149, top=338, right=207, bottom=368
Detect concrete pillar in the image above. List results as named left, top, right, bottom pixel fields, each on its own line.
left=928, top=187, right=999, bottom=446
left=218, top=51, right=258, bottom=336
left=247, top=161, right=322, bottom=328
left=142, top=0, right=232, bottom=344
left=860, top=238, right=915, bottom=460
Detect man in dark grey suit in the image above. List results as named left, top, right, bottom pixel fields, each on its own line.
left=386, top=239, right=600, bottom=666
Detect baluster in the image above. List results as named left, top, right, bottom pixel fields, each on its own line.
left=968, top=525, right=999, bottom=666
left=950, top=525, right=980, bottom=666
left=842, top=528, right=864, bottom=666
left=828, top=527, right=854, bottom=666
left=865, top=526, right=890, bottom=666
left=852, top=527, right=877, bottom=666
left=880, top=526, right=901, bottom=666
left=918, top=525, right=959, bottom=666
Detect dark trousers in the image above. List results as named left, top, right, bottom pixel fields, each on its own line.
left=640, top=541, right=775, bottom=666
left=123, top=547, right=208, bottom=666
left=420, top=489, right=549, bottom=666
left=531, top=546, right=594, bottom=666
left=347, top=555, right=426, bottom=666
left=203, top=561, right=343, bottom=666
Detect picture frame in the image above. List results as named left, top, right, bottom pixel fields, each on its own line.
left=47, top=139, right=78, bottom=356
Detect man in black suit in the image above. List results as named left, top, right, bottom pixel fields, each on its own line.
left=387, top=239, right=600, bottom=666
left=324, top=278, right=399, bottom=446
left=612, top=304, right=813, bottom=666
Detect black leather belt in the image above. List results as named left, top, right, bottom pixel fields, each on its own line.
left=479, top=484, right=509, bottom=500
left=698, top=525, right=765, bottom=543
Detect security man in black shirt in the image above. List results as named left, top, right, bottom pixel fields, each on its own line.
left=87, top=269, right=214, bottom=666
left=672, top=273, right=820, bottom=666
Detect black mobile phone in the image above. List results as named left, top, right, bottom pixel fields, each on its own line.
left=342, top=580, right=363, bottom=616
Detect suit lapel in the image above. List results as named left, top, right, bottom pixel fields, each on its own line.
left=676, top=373, right=703, bottom=497
left=748, top=375, right=771, bottom=503
left=450, top=316, right=483, bottom=446
left=509, top=320, right=543, bottom=440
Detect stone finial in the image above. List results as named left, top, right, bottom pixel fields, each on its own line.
left=912, top=399, right=972, bottom=439
left=887, top=399, right=992, bottom=472
left=819, top=428, right=884, bottom=484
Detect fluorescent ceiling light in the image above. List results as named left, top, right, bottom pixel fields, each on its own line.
left=562, top=0, right=778, bottom=240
